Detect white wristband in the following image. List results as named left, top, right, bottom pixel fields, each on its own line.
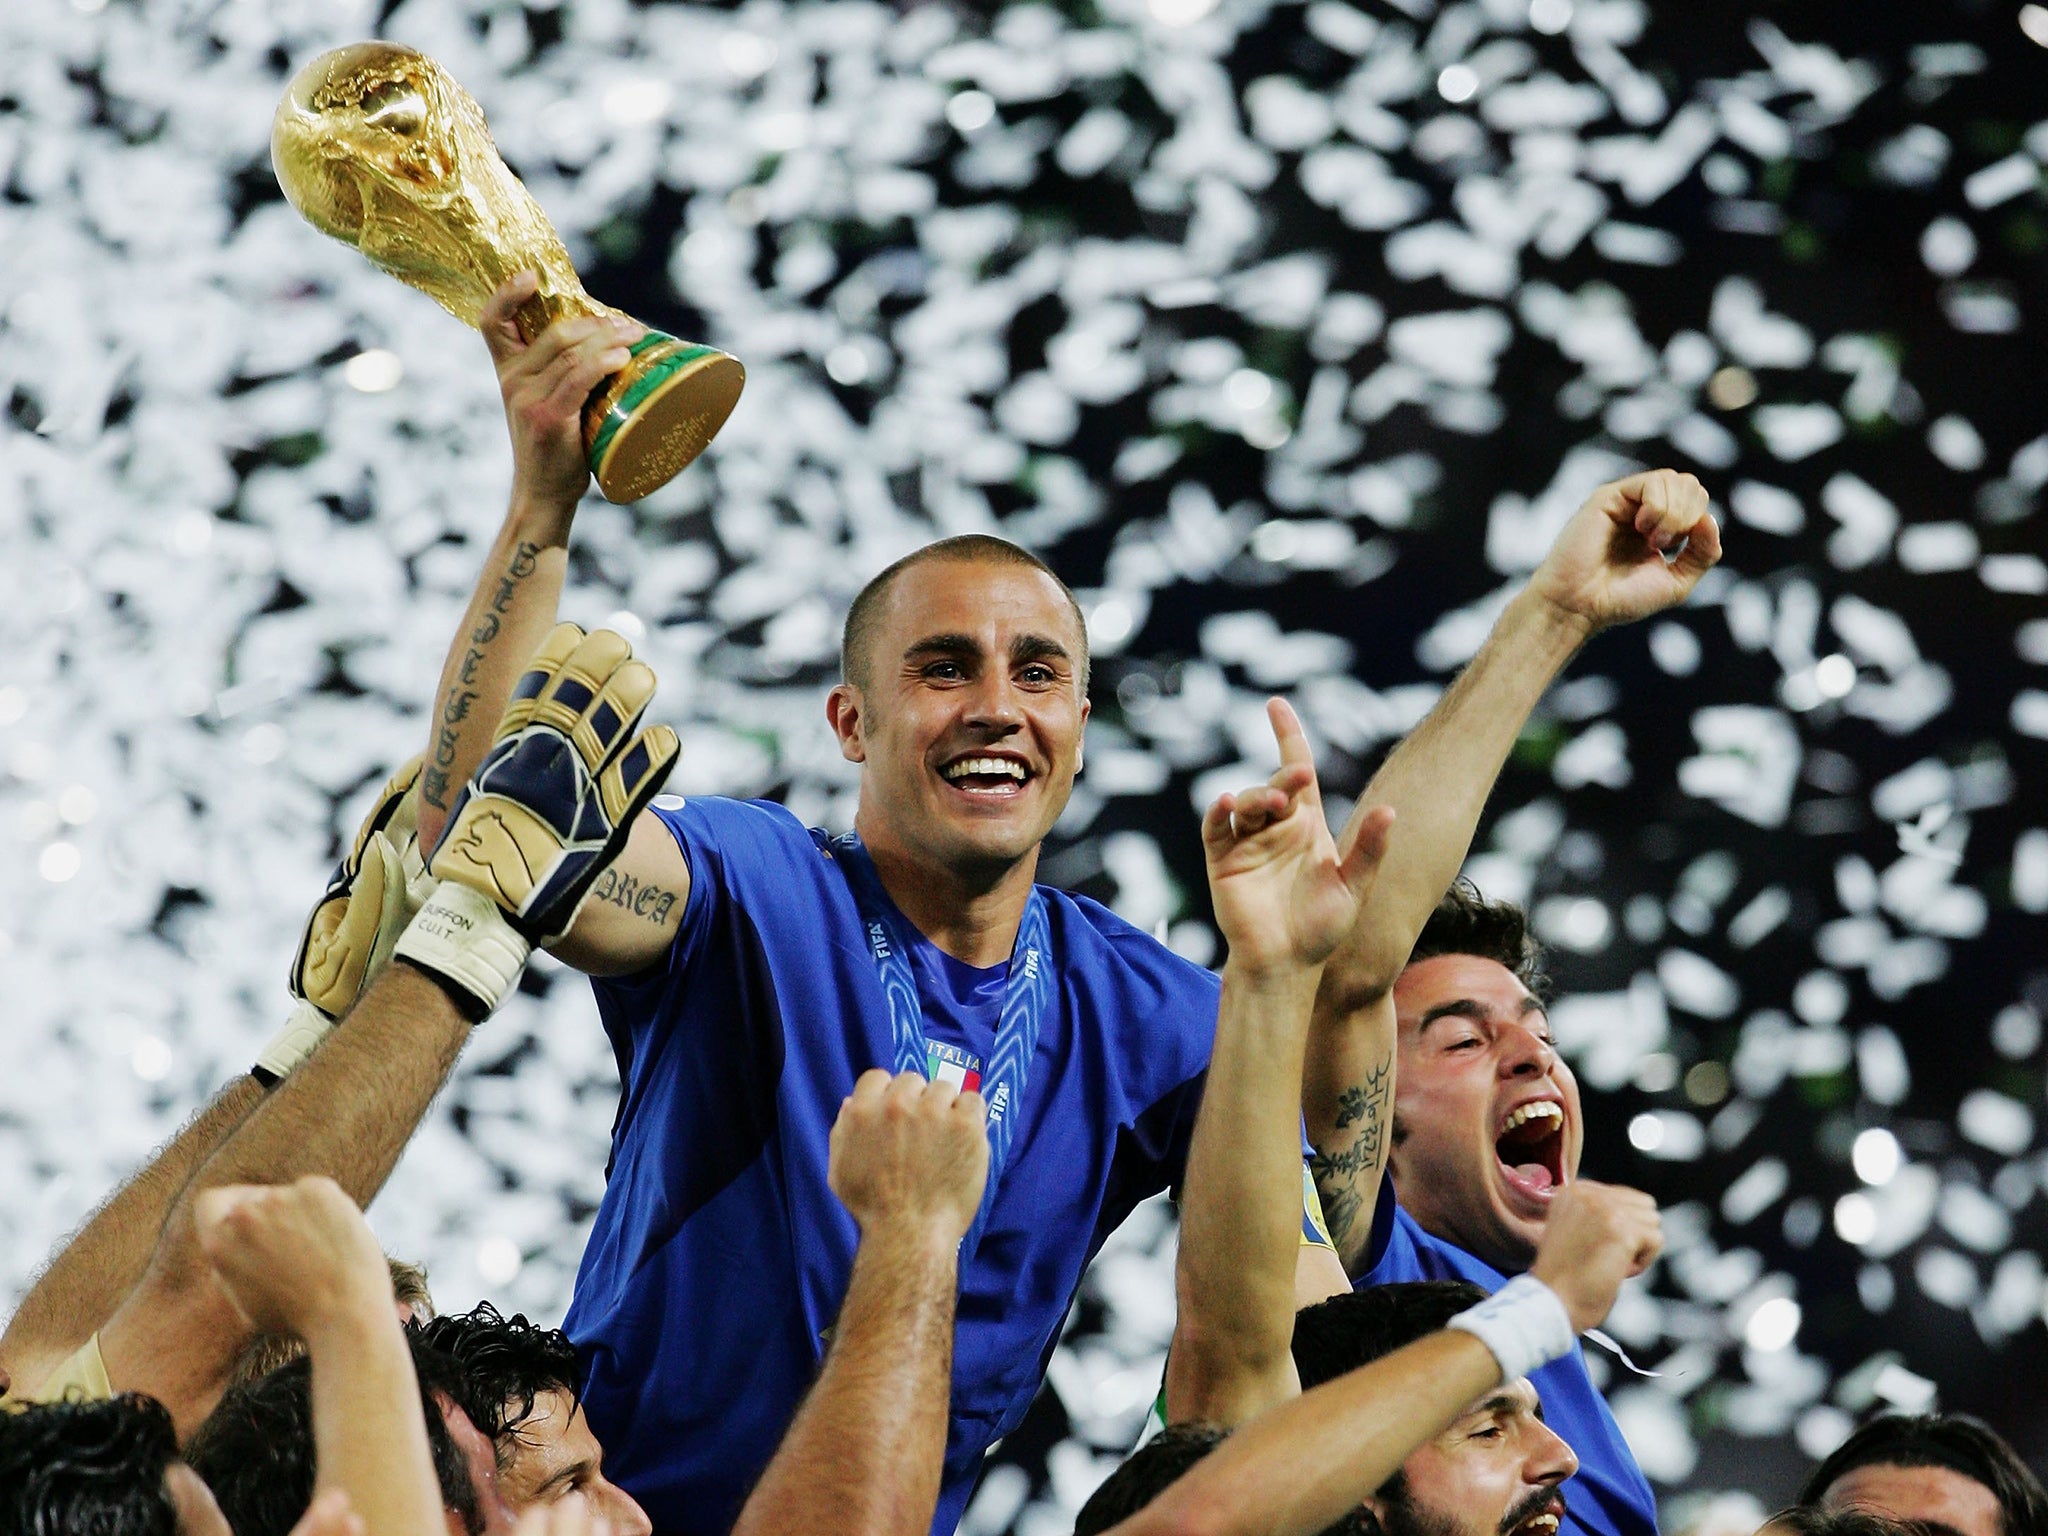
left=1446, top=1274, right=1576, bottom=1384
left=393, top=881, right=531, bottom=1019
left=252, top=999, right=336, bottom=1086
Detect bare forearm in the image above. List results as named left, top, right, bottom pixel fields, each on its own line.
left=0, top=1075, right=261, bottom=1389
left=1167, top=962, right=1318, bottom=1426
left=417, top=509, right=570, bottom=844
left=100, top=965, right=471, bottom=1430
left=1122, top=1332, right=1499, bottom=1536
left=306, top=1308, right=446, bottom=1536
left=1325, top=591, right=1588, bottom=1003
left=734, top=1227, right=960, bottom=1536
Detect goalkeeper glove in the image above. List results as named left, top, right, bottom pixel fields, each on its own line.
left=395, top=624, right=679, bottom=1016
left=254, top=756, right=427, bottom=1085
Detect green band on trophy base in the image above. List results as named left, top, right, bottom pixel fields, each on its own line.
left=584, top=332, right=745, bottom=504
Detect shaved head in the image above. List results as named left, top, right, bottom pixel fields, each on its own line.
left=841, top=536, right=1089, bottom=692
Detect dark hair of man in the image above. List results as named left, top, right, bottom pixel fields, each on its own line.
left=1290, top=1279, right=1489, bottom=1390
left=1799, top=1413, right=2048, bottom=1536
left=839, top=535, right=1090, bottom=693
left=413, top=1302, right=581, bottom=1454
left=1072, top=1423, right=1373, bottom=1536
left=1407, top=879, right=1548, bottom=1003
left=0, top=1394, right=179, bottom=1536
left=1073, top=1424, right=1229, bottom=1536
left=185, top=1340, right=482, bottom=1536
left=1765, top=1506, right=1943, bottom=1536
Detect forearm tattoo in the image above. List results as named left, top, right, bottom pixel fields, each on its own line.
left=1309, top=1056, right=1392, bottom=1252
left=424, top=540, right=541, bottom=809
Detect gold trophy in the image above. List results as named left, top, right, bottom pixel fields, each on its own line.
left=272, top=41, right=743, bottom=503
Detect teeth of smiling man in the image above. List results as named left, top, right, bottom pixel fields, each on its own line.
left=1516, top=1517, right=1560, bottom=1536
left=943, top=757, right=1027, bottom=781
left=1499, top=1101, right=1564, bottom=1136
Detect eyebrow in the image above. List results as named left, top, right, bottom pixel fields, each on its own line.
left=1416, top=995, right=1546, bottom=1036
left=901, top=633, right=1075, bottom=668
left=531, top=1460, right=597, bottom=1498
left=1464, top=1389, right=1545, bottom=1425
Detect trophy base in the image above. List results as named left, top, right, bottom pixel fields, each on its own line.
left=583, top=331, right=745, bottom=504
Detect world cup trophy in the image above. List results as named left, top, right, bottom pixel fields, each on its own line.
left=272, top=41, right=744, bottom=503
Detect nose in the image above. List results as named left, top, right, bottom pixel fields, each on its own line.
left=1498, top=1019, right=1556, bottom=1079
left=1525, top=1417, right=1579, bottom=1488
left=962, top=670, right=1026, bottom=732
left=600, top=1482, right=654, bottom=1536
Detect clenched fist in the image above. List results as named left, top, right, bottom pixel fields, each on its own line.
left=829, top=1070, right=990, bottom=1248
left=195, top=1176, right=393, bottom=1341
left=1527, top=470, right=1722, bottom=634
left=1527, top=1179, right=1662, bottom=1334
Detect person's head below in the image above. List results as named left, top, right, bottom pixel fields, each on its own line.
left=1390, top=881, right=1585, bottom=1275
left=185, top=1338, right=490, bottom=1536
left=830, top=535, right=1090, bottom=886
left=0, top=1393, right=229, bottom=1536
left=1798, top=1412, right=2048, bottom=1536
left=1758, top=1506, right=1944, bottom=1536
left=416, top=1303, right=650, bottom=1536
left=1075, top=1282, right=1576, bottom=1536
left=1293, top=1281, right=1577, bottom=1536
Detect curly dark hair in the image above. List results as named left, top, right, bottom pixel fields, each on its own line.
left=1408, top=879, right=1548, bottom=1002
left=0, top=1394, right=180, bottom=1536
left=412, top=1302, right=582, bottom=1458
left=1800, top=1413, right=2048, bottom=1536
left=1072, top=1423, right=1372, bottom=1536
left=1291, top=1280, right=1489, bottom=1390
left=185, top=1338, right=482, bottom=1536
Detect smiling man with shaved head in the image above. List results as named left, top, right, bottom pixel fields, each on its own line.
left=418, top=288, right=1350, bottom=1535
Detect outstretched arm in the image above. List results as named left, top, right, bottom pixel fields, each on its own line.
left=0, top=1077, right=260, bottom=1398
left=96, top=963, right=474, bottom=1437
left=1117, top=1181, right=1663, bottom=1536
left=418, top=273, right=687, bottom=978
left=732, top=1070, right=990, bottom=1536
left=3, top=761, right=425, bottom=1400
left=1307, top=471, right=1720, bottom=1272
left=1166, top=701, right=1393, bottom=1429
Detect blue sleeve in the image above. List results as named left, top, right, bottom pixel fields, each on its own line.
left=1356, top=1172, right=1407, bottom=1284
left=586, top=797, right=823, bottom=1074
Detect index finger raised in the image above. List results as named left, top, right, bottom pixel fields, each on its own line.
left=1266, top=696, right=1314, bottom=777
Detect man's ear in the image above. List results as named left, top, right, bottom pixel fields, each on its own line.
left=827, top=683, right=867, bottom=765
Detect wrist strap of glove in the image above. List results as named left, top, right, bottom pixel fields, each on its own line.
left=251, top=1000, right=335, bottom=1088
left=393, top=882, right=531, bottom=1020
left=1446, top=1274, right=1576, bottom=1384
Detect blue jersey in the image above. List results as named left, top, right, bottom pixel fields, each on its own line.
left=565, top=798, right=1222, bottom=1535
left=1358, top=1180, right=1657, bottom=1536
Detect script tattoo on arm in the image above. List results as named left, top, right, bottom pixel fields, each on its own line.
left=591, top=868, right=680, bottom=927
left=1308, top=1056, right=1392, bottom=1256
left=423, top=541, right=541, bottom=810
